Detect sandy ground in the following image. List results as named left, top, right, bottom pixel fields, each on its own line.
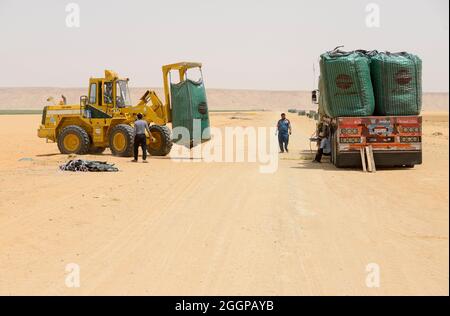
left=0, top=112, right=448, bottom=295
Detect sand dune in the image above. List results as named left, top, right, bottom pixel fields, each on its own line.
left=0, top=87, right=447, bottom=112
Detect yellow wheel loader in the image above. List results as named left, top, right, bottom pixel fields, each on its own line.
left=38, top=62, right=210, bottom=156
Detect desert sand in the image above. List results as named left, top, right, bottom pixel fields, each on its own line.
left=0, top=110, right=448, bottom=295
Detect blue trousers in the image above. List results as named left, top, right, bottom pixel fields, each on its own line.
left=278, top=133, right=289, bottom=152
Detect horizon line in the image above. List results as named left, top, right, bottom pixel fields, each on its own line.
left=0, top=86, right=449, bottom=94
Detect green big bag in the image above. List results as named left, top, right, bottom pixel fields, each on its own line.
left=370, top=52, right=422, bottom=116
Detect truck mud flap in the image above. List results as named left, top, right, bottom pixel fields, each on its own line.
left=334, top=151, right=422, bottom=168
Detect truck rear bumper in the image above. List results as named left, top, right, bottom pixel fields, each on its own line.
left=335, top=150, right=422, bottom=167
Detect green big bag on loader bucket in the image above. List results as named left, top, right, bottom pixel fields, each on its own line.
left=171, top=79, right=211, bottom=146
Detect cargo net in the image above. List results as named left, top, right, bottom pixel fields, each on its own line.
left=60, top=159, right=119, bottom=172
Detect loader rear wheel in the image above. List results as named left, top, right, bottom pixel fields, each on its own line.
left=148, top=125, right=172, bottom=156
left=109, top=124, right=134, bottom=157
left=57, top=125, right=91, bottom=155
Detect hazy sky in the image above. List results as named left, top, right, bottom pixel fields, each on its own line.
left=0, top=0, right=448, bottom=91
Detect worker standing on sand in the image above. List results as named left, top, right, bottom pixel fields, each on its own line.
left=276, top=113, right=292, bottom=153
left=132, top=113, right=152, bottom=163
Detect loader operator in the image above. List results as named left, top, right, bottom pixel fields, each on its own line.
left=104, top=82, right=113, bottom=104
left=276, top=113, right=292, bottom=153
left=132, top=113, right=152, bottom=163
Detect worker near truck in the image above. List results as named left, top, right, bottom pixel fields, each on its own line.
left=313, top=129, right=331, bottom=163
left=276, top=113, right=292, bottom=153
left=132, top=113, right=152, bottom=163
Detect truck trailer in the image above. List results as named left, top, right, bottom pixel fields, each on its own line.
left=329, top=115, right=422, bottom=168
left=312, top=90, right=422, bottom=168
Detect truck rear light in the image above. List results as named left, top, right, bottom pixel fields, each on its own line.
left=400, top=136, right=422, bottom=143
left=340, top=128, right=359, bottom=135
left=340, top=137, right=361, bottom=143
left=401, top=127, right=421, bottom=133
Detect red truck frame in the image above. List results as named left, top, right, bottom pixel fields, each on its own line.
left=330, top=116, right=422, bottom=168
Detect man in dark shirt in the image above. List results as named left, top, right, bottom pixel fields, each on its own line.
left=276, top=113, right=292, bottom=153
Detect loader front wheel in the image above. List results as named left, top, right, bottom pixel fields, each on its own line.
left=109, top=124, right=134, bottom=157
left=57, top=125, right=91, bottom=155
left=148, top=125, right=172, bottom=156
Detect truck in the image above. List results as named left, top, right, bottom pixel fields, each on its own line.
left=312, top=89, right=422, bottom=168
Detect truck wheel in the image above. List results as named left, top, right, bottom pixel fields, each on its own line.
left=109, top=124, right=134, bottom=157
left=331, top=130, right=343, bottom=167
left=57, top=125, right=91, bottom=155
left=148, top=125, right=172, bottom=156
left=331, top=130, right=336, bottom=165
left=89, top=146, right=106, bottom=154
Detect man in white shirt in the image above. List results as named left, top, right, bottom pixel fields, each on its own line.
left=313, top=131, right=331, bottom=163
left=132, top=113, right=152, bottom=163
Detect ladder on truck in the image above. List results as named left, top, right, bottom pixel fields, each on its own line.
left=359, top=145, right=376, bottom=173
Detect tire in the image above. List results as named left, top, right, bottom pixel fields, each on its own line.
left=331, top=129, right=344, bottom=167
left=331, top=130, right=337, bottom=165
left=109, top=124, right=134, bottom=157
left=89, top=146, right=106, bottom=154
left=57, top=125, right=91, bottom=155
left=148, top=125, right=172, bottom=156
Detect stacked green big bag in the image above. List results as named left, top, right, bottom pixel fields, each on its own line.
left=370, top=52, right=422, bottom=115
left=320, top=50, right=375, bottom=117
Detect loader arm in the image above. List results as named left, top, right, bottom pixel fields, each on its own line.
left=130, top=90, right=167, bottom=125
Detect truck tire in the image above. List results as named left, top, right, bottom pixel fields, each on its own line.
left=331, top=130, right=336, bottom=165
left=57, top=125, right=91, bottom=155
left=331, top=130, right=342, bottom=167
left=109, top=124, right=134, bottom=157
left=148, top=125, right=172, bottom=156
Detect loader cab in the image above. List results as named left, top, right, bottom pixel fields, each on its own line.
left=85, top=70, right=132, bottom=117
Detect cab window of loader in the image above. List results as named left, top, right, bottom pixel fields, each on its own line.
left=104, top=82, right=113, bottom=105
left=116, top=80, right=131, bottom=108
left=98, top=83, right=102, bottom=106
left=89, top=83, right=97, bottom=104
